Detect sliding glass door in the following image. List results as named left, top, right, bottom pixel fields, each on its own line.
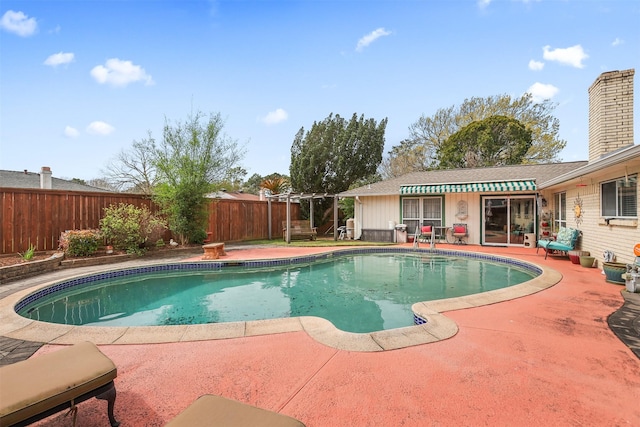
left=483, top=196, right=536, bottom=246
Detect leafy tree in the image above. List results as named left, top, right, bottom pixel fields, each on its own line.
left=378, top=138, right=430, bottom=179
left=260, top=176, right=290, bottom=196
left=102, top=133, right=158, bottom=194
left=404, top=93, right=565, bottom=171
left=290, top=112, right=386, bottom=226
left=243, top=173, right=264, bottom=195
left=243, top=172, right=290, bottom=195
left=219, top=166, right=247, bottom=192
left=153, top=111, right=244, bottom=244
left=438, top=116, right=532, bottom=169
left=290, top=112, right=387, bottom=194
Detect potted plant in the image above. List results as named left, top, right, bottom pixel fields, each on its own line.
left=602, top=261, right=627, bottom=284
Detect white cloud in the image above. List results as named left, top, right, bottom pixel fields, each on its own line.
left=44, top=52, right=75, bottom=67
left=260, top=108, right=288, bottom=125
left=356, top=28, right=391, bottom=52
left=90, top=58, right=154, bottom=87
left=64, top=126, right=79, bottom=138
left=612, top=37, right=624, bottom=47
left=86, top=121, right=115, bottom=135
left=542, top=44, right=588, bottom=68
left=528, top=60, right=544, bottom=71
left=0, top=10, right=37, bottom=37
left=477, top=0, right=492, bottom=9
left=527, top=82, right=559, bottom=103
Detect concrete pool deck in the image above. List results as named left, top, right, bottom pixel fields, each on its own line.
left=1, top=243, right=639, bottom=426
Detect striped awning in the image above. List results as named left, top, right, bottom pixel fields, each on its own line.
left=400, top=180, right=536, bottom=195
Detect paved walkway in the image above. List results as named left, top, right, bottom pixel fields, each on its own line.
left=1, top=244, right=639, bottom=426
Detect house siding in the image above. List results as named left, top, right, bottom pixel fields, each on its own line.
left=542, top=163, right=640, bottom=266
left=355, top=195, right=400, bottom=239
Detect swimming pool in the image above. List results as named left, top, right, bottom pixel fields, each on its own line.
left=16, top=248, right=539, bottom=333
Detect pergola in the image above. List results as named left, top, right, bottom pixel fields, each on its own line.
left=266, top=192, right=340, bottom=243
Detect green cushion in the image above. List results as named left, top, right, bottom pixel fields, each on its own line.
left=555, top=227, right=573, bottom=246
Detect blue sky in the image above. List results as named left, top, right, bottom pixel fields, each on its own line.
left=1, top=0, right=639, bottom=182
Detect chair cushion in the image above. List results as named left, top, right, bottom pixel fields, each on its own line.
left=165, top=395, right=305, bottom=427
left=546, top=241, right=573, bottom=252
left=0, top=341, right=117, bottom=426
left=555, top=227, right=573, bottom=246
left=421, top=226, right=432, bottom=233
left=453, top=226, right=466, bottom=234
left=556, top=227, right=580, bottom=247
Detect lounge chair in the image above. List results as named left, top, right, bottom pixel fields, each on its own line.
left=0, top=341, right=119, bottom=427
left=165, top=395, right=305, bottom=427
left=536, top=227, right=581, bottom=259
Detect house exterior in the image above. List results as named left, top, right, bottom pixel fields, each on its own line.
left=340, top=69, right=638, bottom=265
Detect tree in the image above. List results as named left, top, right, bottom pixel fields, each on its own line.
left=102, top=133, right=158, bottom=194
left=243, top=172, right=290, bottom=195
left=290, top=113, right=387, bottom=194
left=86, top=178, right=120, bottom=192
left=219, top=166, right=247, bottom=192
left=260, top=176, right=290, bottom=196
left=378, top=138, right=430, bottom=179
left=438, top=116, right=533, bottom=169
left=153, top=111, right=244, bottom=244
left=405, top=93, right=566, bottom=171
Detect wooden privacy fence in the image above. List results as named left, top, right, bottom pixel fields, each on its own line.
left=0, top=189, right=299, bottom=255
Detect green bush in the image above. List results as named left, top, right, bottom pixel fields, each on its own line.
left=19, top=244, right=36, bottom=261
left=100, top=203, right=167, bottom=254
left=59, top=230, right=101, bottom=257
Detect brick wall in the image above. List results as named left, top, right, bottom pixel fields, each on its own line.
left=588, top=69, right=635, bottom=162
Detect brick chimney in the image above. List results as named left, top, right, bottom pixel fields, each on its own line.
left=588, top=69, right=635, bottom=162
left=40, top=166, right=52, bottom=189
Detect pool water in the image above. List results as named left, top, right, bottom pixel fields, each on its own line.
left=18, top=253, right=536, bottom=333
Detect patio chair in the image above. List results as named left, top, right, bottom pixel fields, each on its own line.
left=418, top=225, right=434, bottom=245
left=452, top=223, right=468, bottom=245
left=536, top=227, right=581, bottom=259
left=165, top=394, right=305, bottom=427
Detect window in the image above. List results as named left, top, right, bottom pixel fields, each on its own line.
left=402, top=197, right=442, bottom=234
left=601, top=174, right=637, bottom=218
left=554, top=192, right=567, bottom=231
left=402, top=199, right=420, bottom=234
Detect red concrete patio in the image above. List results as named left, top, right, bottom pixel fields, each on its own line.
left=26, top=244, right=640, bottom=426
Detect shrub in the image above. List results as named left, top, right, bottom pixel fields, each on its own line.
left=19, top=244, right=36, bottom=261
left=59, top=230, right=101, bottom=257
left=100, top=203, right=167, bottom=254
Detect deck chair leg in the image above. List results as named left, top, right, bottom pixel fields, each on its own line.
left=96, top=382, right=120, bottom=427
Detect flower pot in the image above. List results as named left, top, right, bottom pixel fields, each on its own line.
left=579, top=256, right=595, bottom=268
left=624, top=272, right=640, bottom=293
left=569, top=250, right=590, bottom=264
left=602, top=262, right=626, bottom=284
